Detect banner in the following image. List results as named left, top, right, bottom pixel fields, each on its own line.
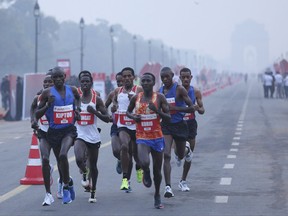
left=57, top=59, right=71, bottom=78
left=22, top=73, right=46, bottom=120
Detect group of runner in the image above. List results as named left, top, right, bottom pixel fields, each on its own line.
left=30, top=65, right=205, bottom=209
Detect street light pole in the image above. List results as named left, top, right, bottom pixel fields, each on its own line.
left=161, top=43, right=164, bottom=65
left=148, top=40, right=152, bottom=62
left=133, top=35, right=137, bottom=72
left=110, top=26, right=115, bottom=74
left=79, top=17, right=85, bottom=71
left=33, top=1, right=40, bottom=74
left=170, top=47, right=173, bottom=67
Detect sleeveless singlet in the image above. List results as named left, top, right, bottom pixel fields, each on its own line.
left=115, top=85, right=137, bottom=130
left=159, top=82, right=185, bottom=123
left=135, top=92, right=162, bottom=139
left=45, top=85, right=75, bottom=129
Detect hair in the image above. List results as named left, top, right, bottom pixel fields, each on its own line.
left=180, top=67, right=192, bottom=75
left=116, top=71, right=122, bottom=77
left=142, top=72, right=155, bottom=82
left=46, top=68, right=53, bottom=75
left=78, top=70, right=93, bottom=82
left=51, top=66, right=64, bottom=73
left=121, top=67, right=135, bottom=76
left=161, top=67, right=172, bottom=73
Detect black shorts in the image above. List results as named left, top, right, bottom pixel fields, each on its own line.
left=37, top=129, right=47, bottom=140
left=47, top=125, right=77, bottom=148
left=117, top=127, right=136, bottom=141
left=75, top=138, right=101, bottom=149
left=161, top=120, right=188, bottom=141
left=110, top=124, right=118, bottom=137
left=186, top=119, right=198, bottom=139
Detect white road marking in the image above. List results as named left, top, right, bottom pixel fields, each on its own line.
left=220, top=178, right=232, bottom=185
left=14, top=136, right=21, bottom=139
left=235, top=131, right=242, bottom=135
left=227, top=155, right=237, bottom=159
left=237, top=124, right=243, bottom=127
left=236, top=127, right=242, bottom=131
left=215, top=196, right=229, bottom=203
left=230, top=148, right=238, bottom=152
left=233, top=137, right=240, bottom=140
left=223, top=164, right=235, bottom=169
left=231, top=142, right=239, bottom=146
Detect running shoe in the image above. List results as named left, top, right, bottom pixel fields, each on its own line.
left=136, top=169, right=143, bottom=183
left=49, top=164, right=54, bottom=185
left=62, top=189, right=72, bottom=204
left=56, top=178, right=63, bottom=199
left=84, top=185, right=91, bottom=192
left=142, top=169, right=152, bottom=188
left=178, top=180, right=190, bottom=192
left=68, top=177, right=76, bottom=200
left=88, top=191, right=97, bottom=203
left=125, top=180, right=132, bottom=193
left=154, top=195, right=164, bottom=209
left=175, top=155, right=182, bottom=167
left=42, top=192, right=54, bottom=206
left=185, top=142, right=193, bottom=162
left=88, top=197, right=97, bottom=203
left=116, top=160, right=122, bottom=174
left=81, top=169, right=90, bottom=187
left=164, top=185, right=174, bottom=198
left=120, top=178, right=129, bottom=190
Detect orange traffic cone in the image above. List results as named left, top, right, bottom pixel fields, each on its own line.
left=20, top=133, right=44, bottom=185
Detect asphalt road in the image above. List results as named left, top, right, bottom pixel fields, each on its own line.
left=0, top=77, right=287, bottom=216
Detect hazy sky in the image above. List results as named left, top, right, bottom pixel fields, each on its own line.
left=38, top=0, right=288, bottom=63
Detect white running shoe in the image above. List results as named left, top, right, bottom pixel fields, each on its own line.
left=88, top=197, right=97, bottom=203
left=164, top=185, right=174, bottom=198
left=42, top=193, right=54, bottom=206
left=185, top=142, right=193, bottom=162
left=178, top=180, right=190, bottom=192
left=81, top=169, right=90, bottom=187
left=56, top=178, right=63, bottom=199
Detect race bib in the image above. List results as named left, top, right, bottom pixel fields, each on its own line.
left=137, top=114, right=158, bottom=131
left=183, top=112, right=195, bottom=121
left=77, top=112, right=94, bottom=125
left=53, top=105, right=74, bottom=124
left=166, top=97, right=176, bottom=114
left=119, top=111, right=135, bottom=126
left=39, top=115, right=49, bottom=125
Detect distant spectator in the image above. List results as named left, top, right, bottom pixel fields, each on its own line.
left=274, top=71, right=283, bottom=98
left=1, top=75, right=10, bottom=110
left=105, top=76, right=114, bottom=98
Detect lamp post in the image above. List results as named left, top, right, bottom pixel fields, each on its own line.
left=133, top=35, right=137, bottom=72
left=148, top=40, right=151, bottom=62
left=33, top=1, right=40, bottom=73
left=110, top=26, right=115, bottom=73
left=79, top=17, right=85, bottom=71
left=161, top=43, right=164, bottom=65
left=170, top=47, right=173, bottom=67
